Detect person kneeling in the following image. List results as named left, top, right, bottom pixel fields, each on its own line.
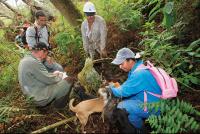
left=18, top=42, right=75, bottom=109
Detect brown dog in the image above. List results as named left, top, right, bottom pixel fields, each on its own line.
left=69, top=88, right=108, bottom=132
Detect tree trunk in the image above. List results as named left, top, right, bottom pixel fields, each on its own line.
left=50, top=0, right=83, bottom=27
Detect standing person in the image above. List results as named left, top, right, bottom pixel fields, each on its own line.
left=18, top=42, right=75, bottom=109
left=109, top=48, right=162, bottom=132
left=26, top=10, right=62, bottom=73
left=81, top=1, right=107, bottom=59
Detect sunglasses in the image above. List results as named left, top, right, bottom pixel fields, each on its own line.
left=85, top=12, right=95, bottom=16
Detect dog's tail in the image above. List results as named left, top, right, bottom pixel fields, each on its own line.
left=69, top=98, right=76, bottom=112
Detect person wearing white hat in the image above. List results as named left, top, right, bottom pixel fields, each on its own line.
left=109, top=47, right=162, bottom=132
left=81, top=1, right=107, bottom=59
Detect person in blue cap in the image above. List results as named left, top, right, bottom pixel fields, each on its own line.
left=109, top=47, right=162, bottom=131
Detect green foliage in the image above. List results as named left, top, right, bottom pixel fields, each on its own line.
left=0, top=43, right=20, bottom=92
left=96, top=0, right=142, bottom=31
left=139, top=21, right=200, bottom=90
left=147, top=99, right=200, bottom=133
left=162, top=2, right=175, bottom=28
left=148, top=0, right=163, bottom=22
left=54, top=29, right=85, bottom=73
left=133, top=0, right=175, bottom=29
left=55, top=31, right=82, bottom=55
left=0, top=29, right=5, bottom=40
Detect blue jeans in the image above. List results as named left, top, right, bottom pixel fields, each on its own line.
left=117, top=99, right=160, bottom=129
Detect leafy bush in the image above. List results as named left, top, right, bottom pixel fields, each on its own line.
left=0, top=43, right=20, bottom=92
left=147, top=99, right=200, bottom=133
left=55, top=31, right=85, bottom=73
left=55, top=31, right=82, bottom=55
left=96, top=0, right=143, bottom=31
left=139, top=21, right=200, bottom=90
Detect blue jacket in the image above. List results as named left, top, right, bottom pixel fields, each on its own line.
left=111, top=60, right=162, bottom=103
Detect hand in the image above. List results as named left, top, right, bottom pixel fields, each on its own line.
left=46, top=56, right=54, bottom=64
left=53, top=71, right=63, bottom=78
left=114, top=82, right=120, bottom=88
left=108, top=82, right=115, bottom=88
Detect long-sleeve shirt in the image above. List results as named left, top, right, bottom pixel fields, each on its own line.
left=26, top=25, right=49, bottom=48
left=111, top=60, right=162, bottom=103
left=18, top=54, right=68, bottom=103
left=81, top=15, right=107, bottom=56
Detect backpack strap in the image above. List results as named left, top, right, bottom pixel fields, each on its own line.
left=34, top=25, right=51, bottom=49
left=34, top=26, right=39, bottom=45
left=144, top=90, right=148, bottom=112
left=45, top=25, right=52, bottom=50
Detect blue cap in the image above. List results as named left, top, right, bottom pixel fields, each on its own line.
left=111, top=48, right=135, bottom=65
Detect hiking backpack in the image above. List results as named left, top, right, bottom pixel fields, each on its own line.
left=137, top=60, right=178, bottom=99
left=136, top=61, right=178, bottom=111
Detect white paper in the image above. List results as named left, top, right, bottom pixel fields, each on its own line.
left=62, top=72, right=68, bottom=79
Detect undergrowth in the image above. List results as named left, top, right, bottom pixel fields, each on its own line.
left=147, top=99, right=200, bottom=133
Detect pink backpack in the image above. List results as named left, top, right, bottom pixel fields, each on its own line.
left=136, top=61, right=178, bottom=111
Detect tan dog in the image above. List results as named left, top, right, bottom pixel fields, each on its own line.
left=69, top=88, right=108, bottom=132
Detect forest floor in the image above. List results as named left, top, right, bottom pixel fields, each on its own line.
left=1, top=23, right=200, bottom=133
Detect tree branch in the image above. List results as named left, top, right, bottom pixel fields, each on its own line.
left=50, top=0, right=83, bottom=27
left=31, top=116, right=76, bottom=134
left=1, top=1, right=21, bottom=15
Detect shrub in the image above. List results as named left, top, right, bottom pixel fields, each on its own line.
left=139, top=21, right=200, bottom=90
left=96, top=0, right=143, bottom=31
left=0, top=43, right=20, bottom=92
left=147, top=99, right=200, bottom=133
